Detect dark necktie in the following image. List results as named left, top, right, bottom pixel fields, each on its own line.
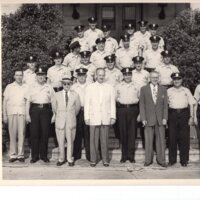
left=65, top=91, right=68, bottom=107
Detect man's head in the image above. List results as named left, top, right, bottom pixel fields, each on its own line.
left=150, top=71, right=160, bottom=85
left=138, top=20, right=148, bottom=33
left=70, top=41, right=81, bottom=54
left=88, top=17, right=97, bottom=30
left=121, top=34, right=130, bottom=49
left=125, top=23, right=135, bottom=36
left=80, top=51, right=91, bottom=65
left=96, top=37, right=106, bottom=51
left=149, top=23, right=159, bottom=36
left=161, top=50, right=171, bottom=64
left=14, top=70, right=23, bottom=84
left=104, top=54, right=116, bottom=70
left=121, top=68, right=133, bottom=83
left=26, top=55, right=37, bottom=71
left=36, top=67, right=47, bottom=84
left=102, top=25, right=111, bottom=38
left=132, top=56, right=144, bottom=71
left=74, top=25, right=85, bottom=38
left=171, top=72, right=183, bottom=88
left=75, top=68, right=88, bottom=84
left=150, top=36, right=160, bottom=50
left=96, top=68, right=105, bottom=83
left=52, top=51, right=63, bottom=66
left=61, top=75, right=73, bottom=92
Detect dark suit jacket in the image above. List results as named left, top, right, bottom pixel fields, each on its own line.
left=139, top=83, right=168, bottom=126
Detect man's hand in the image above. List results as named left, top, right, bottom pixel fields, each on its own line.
left=162, top=119, right=167, bottom=126
left=142, top=120, right=147, bottom=127
left=194, top=117, right=198, bottom=126
left=85, top=119, right=90, bottom=125
left=188, top=117, right=194, bottom=126
left=110, top=118, right=116, bottom=125
left=137, top=114, right=141, bottom=122
left=51, top=114, right=55, bottom=124
left=26, top=115, right=31, bottom=123
left=3, top=115, right=8, bottom=124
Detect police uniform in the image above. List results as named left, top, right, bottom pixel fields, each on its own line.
left=71, top=68, right=90, bottom=161
left=3, top=80, right=28, bottom=162
left=47, top=51, right=71, bottom=92
left=62, top=41, right=81, bottom=72
left=25, top=68, right=54, bottom=163
left=73, top=51, right=96, bottom=84
left=102, top=25, right=119, bottom=54
left=115, top=35, right=138, bottom=69
left=23, top=56, right=37, bottom=86
left=116, top=68, right=140, bottom=162
left=167, top=72, right=196, bottom=166
left=143, top=36, right=162, bottom=72
left=156, top=50, right=179, bottom=88
left=90, top=37, right=108, bottom=68
left=71, top=25, right=90, bottom=51
left=194, top=84, right=200, bottom=127
left=84, top=17, right=104, bottom=52
left=147, top=24, right=165, bottom=50
left=104, top=54, right=123, bottom=87
left=134, top=21, right=151, bottom=53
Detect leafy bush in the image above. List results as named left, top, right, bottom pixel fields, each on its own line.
left=159, top=9, right=200, bottom=93
left=2, top=4, right=71, bottom=90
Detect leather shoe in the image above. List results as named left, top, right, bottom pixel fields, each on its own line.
left=56, top=161, right=65, bottom=166
left=120, top=158, right=126, bottom=163
left=90, top=163, right=96, bottom=167
left=18, top=158, right=25, bottom=162
left=129, top=159, right=135, bottom=163
left=68, top=161, right=75, bottom=167
left=181, top=163, right=187, bottom=167
left=168, top=162, right=176, bottom=167
left=159, top=163, right=168, bottom=168
left=9, top=158, right=18, bottom=163
left=30, top=158, right=39, bottom=163
left=144, top=162, right=152, bottom=166
left=41, top=158, right=50, bottom=163
left=103, top=163, right=109, bottom=167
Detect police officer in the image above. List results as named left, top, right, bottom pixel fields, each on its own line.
left=90, top=37, right=108, bottom=69
left=143, top=35, right=162, bottom=72
left=62, top=41, right=81, bottom=75
left=23, top=55, right=37, bottom=86
left=25, top=67, right=54, bottom=163
left=132, top=56, right=150, bottom=148
left=115, top=34, right=138, bottom=70
left=167, top=72, right=196, bottom=167
left=134, top=20, right=151, bottom=54
left=156, top=50, right=179, bottom=88
left=116, top=68, right=140, bottom=163
left=71, top=25, right=90, bottom=52
left=84, top=17, right=104, bottom=52
left=73, top=51, right=96, bottom=84
left=102, top=25, right=118, bottom=54
left=71, top=68, right=90, bottom=161
left=47, top=50, right=71, bottom=92
left=194, top=84, right=200, bottom=128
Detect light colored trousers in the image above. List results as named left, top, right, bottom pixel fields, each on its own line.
left=144, top=124, right=166, bottom=164
left=90, top=125, right=109, bottom=163
left=56, top=127, right=76, bottom=162
left=8, top=114, right=26, bottom=159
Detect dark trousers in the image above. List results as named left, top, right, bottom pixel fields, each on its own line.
left=117, top=105, right=139, bottom=160
left=73, top=109, right=90, bottom=161
left=30, top=106, right=52, bottom=160
left=168, top=108, right=190, bottom=164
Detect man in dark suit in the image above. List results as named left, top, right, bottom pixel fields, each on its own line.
left=139, top=71, right=168, bottom=167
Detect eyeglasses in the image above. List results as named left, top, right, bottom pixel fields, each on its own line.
left=63, top=82, right=71, bottom=86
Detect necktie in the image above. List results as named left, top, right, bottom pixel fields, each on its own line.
left=65, top=91, right=68, bottom=107
left=152, top=85, right=157, bottom=103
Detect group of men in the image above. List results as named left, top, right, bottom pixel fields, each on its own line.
left=3, top=17, right=200, bottom=169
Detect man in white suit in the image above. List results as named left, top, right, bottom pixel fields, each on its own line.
left=84, top=68, right=116, bottom=167
left=53, top=75, right=81, bottom=166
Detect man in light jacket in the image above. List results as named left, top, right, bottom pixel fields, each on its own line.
left=84, top=68, right=116, bottom=167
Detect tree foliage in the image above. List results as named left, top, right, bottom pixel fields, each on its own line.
left=159, top=9, right=200, bottom=93
left=2, top=4, right=70, bottom=89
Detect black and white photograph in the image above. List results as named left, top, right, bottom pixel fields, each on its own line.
left=1, top=1, right=200, bottom=181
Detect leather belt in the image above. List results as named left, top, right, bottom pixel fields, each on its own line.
left=117, top=103, right=138, bottom=108
left=169, top=107, right=189, bottom=113
left=53, top=87, right=63, bottom=92
left=31, top=103, right=51, bottom=109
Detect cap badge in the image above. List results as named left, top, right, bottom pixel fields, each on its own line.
left=137, top=57, right=140, bottom=61
left=56, top=52, right=59, bottom=56
left=80, top=69, right=83, bottom=73
left=30, top=56, right=33, bottom=60
left=39, top=68, right=42, bottom=72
